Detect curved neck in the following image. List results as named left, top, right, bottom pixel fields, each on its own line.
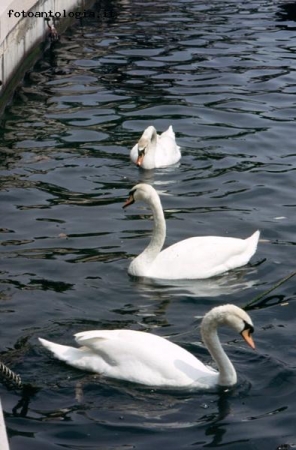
left=142, top=193, right=166, bottom=261
left=201, top=319, right=237, bottom=386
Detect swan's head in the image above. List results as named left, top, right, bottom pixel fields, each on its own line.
left=123, top=183, right=156, bottom=209
left=136, top=126, right=157, bottom=167
left=201, top=304, right=255, bottom=349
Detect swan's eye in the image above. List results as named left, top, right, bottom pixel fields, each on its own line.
left=138, top=149, right=145, bottom=157
left=123, top=189, right=136, bottom=209
left=241, top=321, right=254, bottom=337
left=129, top=188, right=136, bottom=197
left=241, top=320, right=255, bottom=349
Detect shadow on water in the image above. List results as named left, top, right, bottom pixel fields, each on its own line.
left=130, top=265, right=261, bottom=299
left=276, top=2, right=296, bottom=22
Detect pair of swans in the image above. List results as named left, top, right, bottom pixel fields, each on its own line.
left=39, top=153, right=260, bottom=390
left=39, top=304, right=255, bottom=389
left=123, top=183, right=260, bottom=280
left=130, top=125, right=181, bottom=170
left=129, top=126, right=259, bottom=278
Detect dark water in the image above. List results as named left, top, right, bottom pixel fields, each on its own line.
left=1, top=0, right=296, bottom=448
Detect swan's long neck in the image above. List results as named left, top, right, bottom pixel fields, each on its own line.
left=141, top=193, right=166, bottom=262
left=201, top=315, right=237, bottom=386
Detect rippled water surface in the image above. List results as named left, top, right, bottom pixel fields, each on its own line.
left=1, top=0, right=296, bottom=448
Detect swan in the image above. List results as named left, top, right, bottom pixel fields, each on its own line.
left=130, top=125, right=181, bottom=169
left=38, top=304, right=255, bottom=389
left=123, top=183, right=260, bottom=280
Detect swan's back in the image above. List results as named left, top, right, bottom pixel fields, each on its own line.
left=144, top=231, right=260, bottom=280
left=75, top=329, right=216, bottom=387
left=40, top=330, right=217, bottom=388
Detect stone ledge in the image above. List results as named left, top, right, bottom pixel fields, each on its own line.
left=0, top=0, right=94, bottom=113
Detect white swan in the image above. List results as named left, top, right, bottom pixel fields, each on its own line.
left=130, top=125, right=181, bottom=169
left=39, top=304, right=255, bottom=389
left=123, top=184, right=260, bottom=280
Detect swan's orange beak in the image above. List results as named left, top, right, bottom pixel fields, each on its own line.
left=241, top=329, right=255, bottom=349
left=123, top=195, right=134, bottom=209
left=136, top=153, right=144, bottom=167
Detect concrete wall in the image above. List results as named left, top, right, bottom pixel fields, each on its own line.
left=0, top=0, right=94, bottom=112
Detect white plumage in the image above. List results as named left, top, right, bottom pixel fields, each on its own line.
left=130, top=125, right=181, bottom=169
left=123, top=183, right=260, bottom=280
left=39, top=304, right=255, bottom=389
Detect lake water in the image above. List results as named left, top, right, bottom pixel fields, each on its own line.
left=1, top=0, right=296, bottom=448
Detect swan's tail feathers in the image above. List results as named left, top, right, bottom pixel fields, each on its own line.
left=166, top=125, right=175, bottom=137
left=39, top=337, right=80, bottom=364
left=246, top=230, right=260, bottom=258
left=225, top=230, right=260, bottom=274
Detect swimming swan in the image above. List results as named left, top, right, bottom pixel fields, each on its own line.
left=39, top=304, right=255, bottom=388
left=123, top=183, right=260, bottom=280
left=130, top=125, right=181, bottom=169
